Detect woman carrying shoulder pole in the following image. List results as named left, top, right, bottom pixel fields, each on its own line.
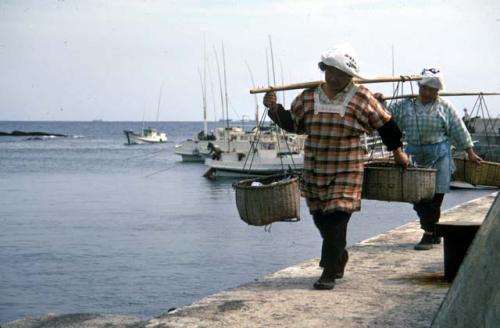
left=263, top=44, right=409, bottom=290
left=375, top=68, right=482, bottom=251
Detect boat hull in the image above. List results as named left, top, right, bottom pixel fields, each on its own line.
left=204, top=166, right=302, bottom=179
left=174, top=140, right=210, bottom=162
left=179, top=154, right=204, bottom=162
left=204, top=151, right=304, bottom=179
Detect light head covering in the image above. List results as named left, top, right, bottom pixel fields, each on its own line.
left=320, top=44, right=362, bottom=78
left=419, top=67, right=445, bottom=91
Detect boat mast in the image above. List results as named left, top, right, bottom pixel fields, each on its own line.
left=198, top=67, right=208, bottom=136
left=222, top=41, right=230, bottom=150
left=203, top=40, right=208, bottom=135
left=391, top=45, right=395, bottom=94
left=265, top=47, right=270, bottom=125
left=213, top=46, right=226, bottom=134
left=245, top=60, right=259, bottom=132
left=141, top=103, right=146, bottom=131
left=268, top=35, right=283, bottom=141
left=207, top=53, right=218, bottom=122
left=279, top=59, right=286, bottom=107
left=265, top=48, right=270, bottom=86
left=156, top=82, right=164, bottom=122
left=268, top=35, right=277, bottom=88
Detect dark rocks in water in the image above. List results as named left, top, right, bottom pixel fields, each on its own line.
left=0, top=130, right=67, bottom=137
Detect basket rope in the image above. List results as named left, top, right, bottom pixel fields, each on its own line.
left=242, top=106, right=300, bottom=176
left=242, top=109, right=289, bottom=174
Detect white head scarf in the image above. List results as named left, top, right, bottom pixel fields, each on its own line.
left=419, top=68, right=445, bottom=91
left=320, top=44, right=362, bottom=78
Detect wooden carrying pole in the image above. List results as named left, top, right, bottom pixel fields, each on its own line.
left=249, top=75, right=423, bottom=94
left=383, top=92, right=500, bottom=100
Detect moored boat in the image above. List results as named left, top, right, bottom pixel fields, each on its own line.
left=174, top=127, right=244, bottom=162
left=124, top=127, right=167, bottom=145
left=203, top=133, right=391, bottom=179
left=204, top=146, right=304, bottom=179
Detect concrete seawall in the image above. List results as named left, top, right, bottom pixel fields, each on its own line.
left=431, top=191, right=500, bottom=327
left=4, top=192, right=497, bottom=328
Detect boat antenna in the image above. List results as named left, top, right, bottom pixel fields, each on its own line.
left=141, top=102, right=146, bottom=130
left=279, top=59, right=286, bottom=107
left=203, top=38, right=208, bottom=135
left=197, top=67, right=208, bottom=136
left=221, top=41, right=231, bottom=151
left=268, top=34, right=284, bottom=154
left=207, top=53, right=218, bottom=122
left=265, top=48, right=270, bottom=86
left=222, top=41, right=230, bottom=130
left=391, top=45, right=395, bottom=94
left=245, top=60, right=259, bottom=131
left=156, top=82, right=164, bottom=122
left=268, top=35, right=277, bottom=86
left=213, top=46, right=226, bottom=125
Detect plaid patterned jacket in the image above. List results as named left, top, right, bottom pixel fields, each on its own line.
left=290, top=83, right=392, bottom=214
left=387, top=97, right=473, bottom=150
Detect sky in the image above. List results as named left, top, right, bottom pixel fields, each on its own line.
left=0, top=0, right=499, bottom=121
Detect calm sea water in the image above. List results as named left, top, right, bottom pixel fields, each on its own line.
left=0, top=121, right=493, bottom=323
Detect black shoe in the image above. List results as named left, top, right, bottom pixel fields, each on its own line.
left=414, top=232, right=435, bottom=251
left=336, top=250, right=349, bottom=279
left=313, top=279, right=336, bottom=290
left=313, top=268, right=336, bottom=290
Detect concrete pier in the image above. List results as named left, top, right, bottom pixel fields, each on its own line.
left=3, top=192, right=497, bottom=328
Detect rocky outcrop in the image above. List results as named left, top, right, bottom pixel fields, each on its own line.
left=0, top=130, right=66, bottom=137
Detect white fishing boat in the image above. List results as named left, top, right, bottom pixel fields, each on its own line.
left=125, top=83, right=167, bottom=145
left=203, top=133, right=390, bottom=179
left=174, top=140, right=205, bottom=162
left=175, top=124, right=297, bottom=162
left=174, top=45, right=237, bottom=162
left=123, top=127, right=167, bottom=145
left=174, top=127, right=247, bottom=162
left=174, top=131, right=216, bottom=162
left=203, top=127, right=305, bottom=179
left=203, top=142, right=304, bottom=179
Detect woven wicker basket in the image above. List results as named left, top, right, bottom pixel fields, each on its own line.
left=452, top=159, right=500, bottom=187
left=362, top=162, right=436, bottom=203
left=232, top=174, right=300, bottom=226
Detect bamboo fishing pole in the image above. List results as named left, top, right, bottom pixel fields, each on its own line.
left=382, top=92, right=500, bottom=100
left=249, top=75, right=423, bottom=94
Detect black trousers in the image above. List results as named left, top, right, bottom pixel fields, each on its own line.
left=312, top=211, right=351, bottom=271
left=413, top=193, right=445, bottom=233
